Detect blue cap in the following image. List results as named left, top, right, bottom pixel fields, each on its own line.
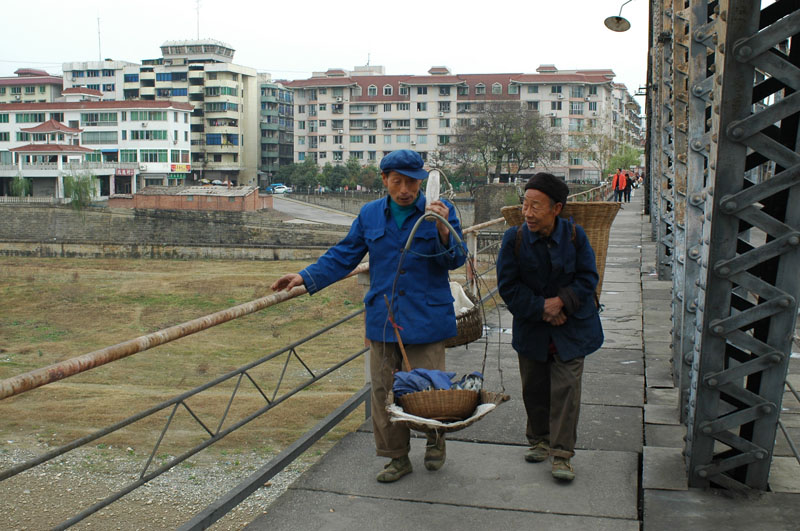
left=379, top=149, right=428, bottom=180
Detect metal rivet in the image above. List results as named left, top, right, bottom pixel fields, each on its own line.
left=691, top=139, right=704, bottom=151
left=737, top=45, right=752, bottom=60
left=769, top=353, right=782, bottom=364
left=718, top=266, right=730, bottom=277
left=788, top=235, right=800, bottom=246
left=760, top=404, right=773, bottom=415
left=730, top=127, right=744, bottom=139
left=698, top=469, right=708, bottom=478
left=707, top=378, right=718, bottom=387
left=694, top=30, right=706, bottom=42
left=712, top=325, right=724, bottom=335
left=723, top=201, right=737, bottom=212
left=702, top=425, right=713, bottom=434
left=779, top=298, right=791, bottom=308
left=755, top=451, right=766, bottom=460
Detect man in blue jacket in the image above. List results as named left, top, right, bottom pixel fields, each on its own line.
left=271, top=149, right=466, bottom=483
left=496, top=173, right=603, bottom=482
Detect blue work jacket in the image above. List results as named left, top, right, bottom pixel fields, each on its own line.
left=496, top=216, right=603, bottom=361
left=299, top=193, right=466, bottom=344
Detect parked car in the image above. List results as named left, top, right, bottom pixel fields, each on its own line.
left=270, top=185, right=289, bottom=194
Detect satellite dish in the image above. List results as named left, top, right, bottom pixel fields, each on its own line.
left=604, top=15, right=631, bottom=32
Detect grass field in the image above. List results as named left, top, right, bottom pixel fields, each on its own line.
left=0, top=256, right=373, bottom=463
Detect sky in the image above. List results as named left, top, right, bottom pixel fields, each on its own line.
left=2, top=0, right=649, bottom=103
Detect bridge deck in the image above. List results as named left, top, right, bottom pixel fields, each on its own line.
left=246, top=193, right=800, bottom=530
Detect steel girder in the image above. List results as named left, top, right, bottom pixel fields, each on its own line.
left=683, top=0, right=800, bottom=491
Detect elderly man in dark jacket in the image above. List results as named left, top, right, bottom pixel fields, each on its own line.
left=496, top=173, right=603, bottom=482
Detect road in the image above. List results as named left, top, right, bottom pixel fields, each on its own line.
left=271, top=196, right=356, bottom=227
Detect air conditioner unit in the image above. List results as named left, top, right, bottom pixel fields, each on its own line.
left=592, top=112, right=598, bottom=116
left=410, top=140, right=416, bottom=145
left=173, top=139, right=178, bottom=144
left=339, top=144, right=345, bottom=149
left=13, top=94, right=21, bottom=100
left=438, top=112, right=444, bottom=117
left=336, top=97, right=343, bottom=102
left=557, top=94, right=564, bottom=99
left=338, top=129, right=344, bottom=134
left=139, top=164, right=147, bottom=171
left=141, top=122, right=148, bottom=127
left=585, top=97, right=591, bottom=101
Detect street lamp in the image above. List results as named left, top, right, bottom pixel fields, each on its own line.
left=604, top=0, right=633, bottom=32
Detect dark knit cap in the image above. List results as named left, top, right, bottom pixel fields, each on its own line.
left=524, top=172, right=569, bottom=205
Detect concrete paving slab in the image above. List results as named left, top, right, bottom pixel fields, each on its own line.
left=291, top=432, right=639, bottom=520
left=768, top=456, right=800, bottom=493
left=645, top=404, right=680, bottom=425
left=583, top=373, right=644, bottom=407
left=643, top=446, right=687, bottom=490
left=584, top=349, right=643, bottom=375
left=646, top=364, right=674, bottom=388
left=599, top=313, right=642, bottom=330
left=646, top=387, right=679, bottom=406
left=602, top=329, right=643, bottom=350
left=644, top=489, right=800, bottom=531
left=578, top=404, right=643, bottom=453
left=246, top=490, right=640, bottom=531
left=645, top=424, right=686, bottom=448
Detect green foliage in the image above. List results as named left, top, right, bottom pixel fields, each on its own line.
left=10, top=174, right=32, bottom=197
left=608, top=146, right=642, bottom=174
left=322, top=163, right=349, bottom=190
left=63, top=173, right=97, bottom=210
left=291, top=158, right=321, bottom=190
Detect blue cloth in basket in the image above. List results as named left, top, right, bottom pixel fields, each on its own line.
left=392, top=368, right=456, bottom=397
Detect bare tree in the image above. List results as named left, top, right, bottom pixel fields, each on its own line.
left=449, top=101, right=559, bottom=183
left=569, top=123, right=617, bottom=178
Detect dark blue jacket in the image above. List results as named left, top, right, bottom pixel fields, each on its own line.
left=299, top=193, right=466, bottom=344
left=496, top=217, right=603, bottom=361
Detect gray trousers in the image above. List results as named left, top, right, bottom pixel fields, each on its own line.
left=369, top=340, right=446, bottom=458
left=518, top=352, right=585, bottom=458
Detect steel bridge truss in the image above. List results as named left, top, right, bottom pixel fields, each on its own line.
left=650, top=0, right=800, bottom=491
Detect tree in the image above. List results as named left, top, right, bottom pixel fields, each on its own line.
left=322, top=163, right=348, bottom=191
left=273, top=163, right=296, bottom=185
left=569, top=124, right=617, bottom=179
left=10, top=173, right=31, bottom=197
left=291, top=158, right=321, bottom=190
left=64, top=173, right=97, bottom=210
left=344, top=158, right=362, bottom=189
left=608, top=145, right=643, bottom=174
left=358, top=164, right=381, bottom=191
left=449, top=101, right=559, bottom=183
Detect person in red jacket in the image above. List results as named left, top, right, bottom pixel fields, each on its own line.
left=611, top=169, right=627, bottom=202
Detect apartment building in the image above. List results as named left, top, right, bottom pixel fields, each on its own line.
left=63, top=40, right=260, bottom=186
left=0, top=90, right=193, bottom=197
left=0, top=69, right=63, bottom=105
left=258, top=75, right=294, bottom=187
left=287, top=65, right=643, bottom=182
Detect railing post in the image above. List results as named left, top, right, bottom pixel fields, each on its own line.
left=466, top=231, right=478, bottom=295
left=357, top=270, right=371, bottom=420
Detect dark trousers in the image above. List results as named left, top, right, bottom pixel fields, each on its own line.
left=623, top=188, right=632, bottom=202
left=370, top=340, right=446, bottom=458
left=518, top=352, right=584, bottom=458
left=614, top=189, right=623, bottom=202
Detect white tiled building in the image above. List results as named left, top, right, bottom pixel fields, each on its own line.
left=0, top=69, right=63, bottom=105
left=63, top=40, right=259, bottom=186
left=0, top=89, right=193, bottom=197
left=287, top=65, right=643, bottom=182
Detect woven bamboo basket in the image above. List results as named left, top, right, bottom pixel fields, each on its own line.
left=500, top=202, right=621, bottom=298
left=397, top=388, right=479, bottom=422
left=444, top=289, right=483, bottom=348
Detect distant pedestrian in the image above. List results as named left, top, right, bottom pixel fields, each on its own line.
left=611, top=169, right=626, bottom=202
left=623, top=172, right=633, bottom=202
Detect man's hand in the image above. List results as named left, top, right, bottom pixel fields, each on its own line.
left=271, top=273, right=305, bottom=292
left=426, top=200, right=451, bottom=243
left=542, top=296, right=566, bottom=326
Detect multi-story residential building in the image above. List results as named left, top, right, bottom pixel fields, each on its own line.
left=258, top=74, right=294, bottom=187
left=62, top=60, right=139, bottom=100
left=612, top=83, right=644, bottom=148
left=0, top=69, right=63, bottom=105
left=287, top=65, right=643, bottom=182
left=0, top=89, right=193, bottom=197
left=63, top=40, right=260, bottom=186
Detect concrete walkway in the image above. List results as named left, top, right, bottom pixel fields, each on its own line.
left=247, top=192, right=800, bottom=530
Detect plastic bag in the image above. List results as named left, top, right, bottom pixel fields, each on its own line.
left=425, top=169, right=440, bottom=208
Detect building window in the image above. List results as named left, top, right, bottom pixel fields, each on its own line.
left=570, top=102, right=584, bottom=115
left=570, top=86, right=585, bottom=98
left=297, top=105, right=305, bottom=114
left=416, top=135, right=427, bottom=144
left=570, top=153, right=582, bottom=165
left=438, top=135, right=450, bottom=145
left=416, top=102, right=427, bottom=112
left=333, top=135, right=342, bottom=143
left=457, top=86, right=469, bottom=95
left=384, top=135, right=392, bottom=144
left=550, top=117, right=562, bottom=127
left=416, top=119, right=428, bottom=129
left=475, top=84, right=485, bottom=95
left=589, top=85, right=598, bottom=95
left=383, top=120, right=392, bottom=129
left=438, top=102, right=450, bottom=113
left=368, top=151, right=376, bottom=161
left=396, top=135, right=410, bottom=143
left=569, top=118, right=584, bottom=132
left=439, top=119, right=450, bottom=128
left=417, top=86, right=428, bottom=95
left=551, top=85, right=562, bottom=94
left=439, top=87, right=450, bottom=96
left=368, top=135, right=376, bottom=144
left=298, top=152, right=305, bottom=161
left=550, top=151, right=561, bottom=161
left=588, top=101, right=598, bottom=111
left=551, top=101, right=562, bottom=111
left=528, top=85, right=539, bottom=94
left=384, top=103, right=392, bottom=112
left=350, top=151, right=363, bottom=160
left=383, top=85, right=393, bottom=96
left=350, top=135, right=363, bottom=143
left=398, top=103, right=409, bottom=111
left=509, top=84, right=519, bottom=94
left=527, top=101, right=539, bottom=111
left=368, top=85, right=377, bottom=96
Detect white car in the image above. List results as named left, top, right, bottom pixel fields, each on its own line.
left=271, top=185, right=288, bottom=194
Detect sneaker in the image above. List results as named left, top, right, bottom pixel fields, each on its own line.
left=551, top=457, right=575, bottom=481
left=376, top=455, right=412, bottom=483
left=524, top=441, right=550, bottom=463
left=424, top=436, right=446, bottom=471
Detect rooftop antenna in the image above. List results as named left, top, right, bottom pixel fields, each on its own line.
left=97, top=17, right=102, bottom=61
left=196, top=0, right=201, bottom=39
left=367, top=53, right=370, bottom=66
